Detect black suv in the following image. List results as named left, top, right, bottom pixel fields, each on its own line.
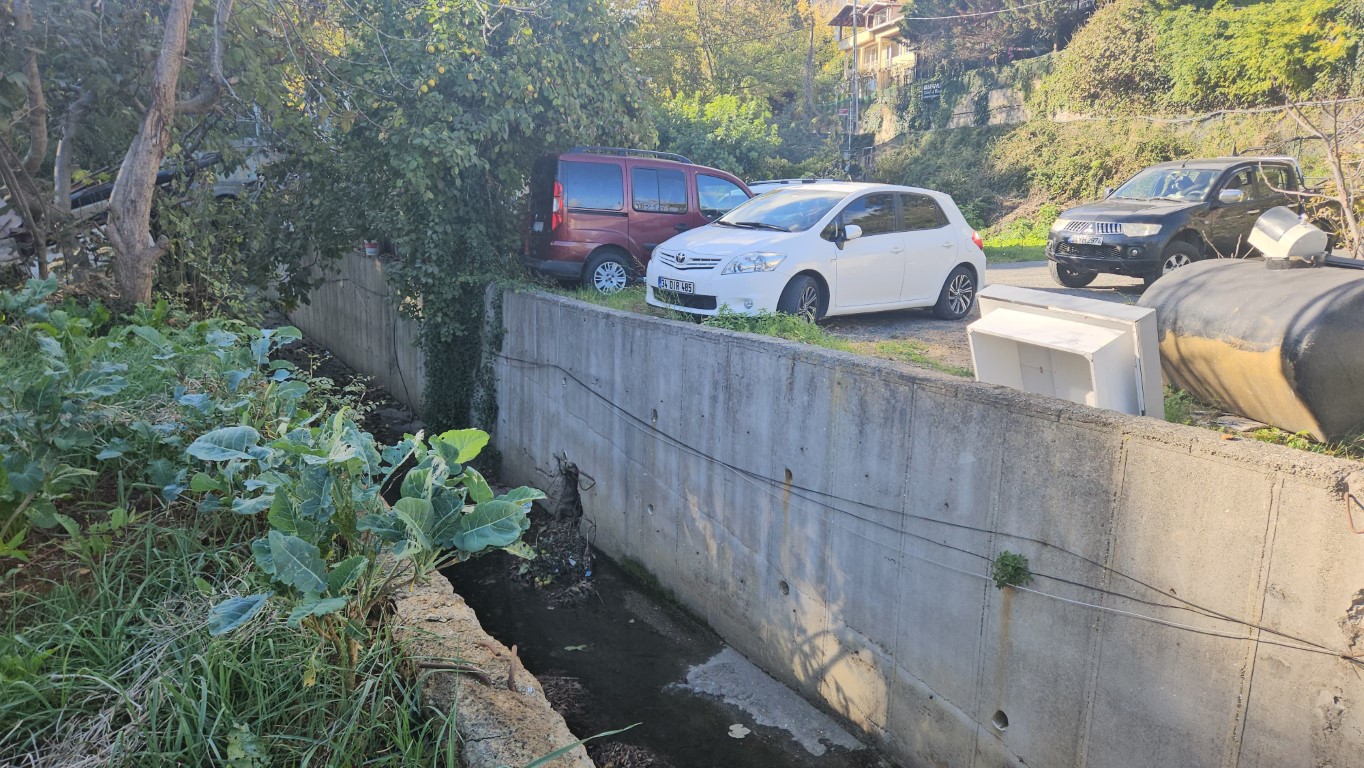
left=1047, top=157, right=1305, bottom=288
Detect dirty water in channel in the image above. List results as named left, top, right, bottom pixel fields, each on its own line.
left=444, top=549, right=894, bottom=768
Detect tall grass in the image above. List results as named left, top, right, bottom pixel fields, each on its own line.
left=1, top=518, right=458, bottom=767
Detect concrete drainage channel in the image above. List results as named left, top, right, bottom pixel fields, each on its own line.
left=445, top=551, right=893, bottom=768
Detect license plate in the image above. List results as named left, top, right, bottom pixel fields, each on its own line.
left=1069, top=234, right=1103, bottom=245
left=658, top=277, right=695, bottom=294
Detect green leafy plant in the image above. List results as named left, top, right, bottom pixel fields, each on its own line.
left=991, top=550, right=1033, bottom=590
left=0, top=277, right=328, bottom=556
left=193, top=422, right=542, bottom=685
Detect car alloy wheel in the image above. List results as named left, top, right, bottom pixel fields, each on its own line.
left=593, top=260, right=629, bottom=294
left=946, top=272, right=975, bottom=316
left=1162, top=252, right=1193, bottom=274
left=796, top=283, right=820, bottom=321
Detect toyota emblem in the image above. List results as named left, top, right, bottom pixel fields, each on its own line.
left=676, top=252, right=687, bottom=265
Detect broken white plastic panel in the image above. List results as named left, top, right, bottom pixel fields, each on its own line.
left=968, top=284, right=1163, bottom=418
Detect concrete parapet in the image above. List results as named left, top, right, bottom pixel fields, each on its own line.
left=493, top=289, right=1364, bottom=768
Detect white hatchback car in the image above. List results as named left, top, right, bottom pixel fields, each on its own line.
left=645, top=182, right=986, bottom=321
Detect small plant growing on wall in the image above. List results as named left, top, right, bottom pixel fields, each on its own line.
left=992, top=550, right=1033, bottom=589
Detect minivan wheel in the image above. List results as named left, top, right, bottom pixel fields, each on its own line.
left=1144, top=241, right=1199, bottom=287
left=1049, top=261, right=1098, bottom=288
left=932, top=265, right=978, bottom=320
left=583, top=251, right=631, bottom=294
left=776, top=275, right=824, bottom=322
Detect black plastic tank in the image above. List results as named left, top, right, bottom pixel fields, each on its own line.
left=1137, top=259, right=1364, bottom=441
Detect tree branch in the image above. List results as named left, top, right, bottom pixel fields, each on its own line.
left=175, top=0, right=237, bottom=114
left=1287, top=101, right=1362, bottom=256
left=0, top=134, right=53, bottom=278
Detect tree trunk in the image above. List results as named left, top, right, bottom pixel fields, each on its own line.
left=694, top=0, right=715, bottom=86
left=803, top=14, right=817, bottom=117
left=14, top=0, right=48, bottom=176
left=106, top=0, right=235, bottom=305
left=54, top=89, right=96, bottom=276
left=106, top=0, right=197, bottom=306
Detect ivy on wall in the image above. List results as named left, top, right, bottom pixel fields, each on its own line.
left=889, top=53, right=1053, bottom=133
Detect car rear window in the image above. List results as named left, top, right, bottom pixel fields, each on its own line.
left=631, top=167, right=688, bottom=214
left=900, top=193, right=948, bottom=231
left=560, top=160, right=624, bottom=211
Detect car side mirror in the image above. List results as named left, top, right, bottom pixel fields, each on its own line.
left=843, top=224, right=863, bottom=241
left=1103, top=187, right=1115, bottom=198
left=1218, top=188, right=1246, bottom=205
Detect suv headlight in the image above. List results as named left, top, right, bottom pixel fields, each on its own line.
left=1120, top=223, right=1161, bottom=237
left=1050, top=218, right=1073, bottom=233
left=721, top=251, right=786, bottom=274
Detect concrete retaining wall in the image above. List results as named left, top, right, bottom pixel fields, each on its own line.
left=493, top=289, right=1364, bottom=768
left=287, top=250, right=426, bottom=412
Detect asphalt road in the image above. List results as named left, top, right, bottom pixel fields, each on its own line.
left=821, top=261, right=1148, bottom=373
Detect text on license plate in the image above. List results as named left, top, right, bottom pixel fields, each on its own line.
left=658, top=277, right=695, bottom=294
left=1069, top=234, right=1103, bottom=245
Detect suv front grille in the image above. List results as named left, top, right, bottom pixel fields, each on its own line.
left=1061, top=220, right=1123, bottom=235
left=656, top=250, right=723, bottom=270
left=1057, top=242, right=1124, bottom=260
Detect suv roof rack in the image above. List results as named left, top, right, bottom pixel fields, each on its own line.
left=568, top=146, right=693, bottom=164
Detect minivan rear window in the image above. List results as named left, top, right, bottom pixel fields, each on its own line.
left=560, top=161, right=624, bottom=211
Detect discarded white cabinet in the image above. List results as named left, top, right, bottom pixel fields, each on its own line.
left=967, top=284, right=1163, bottom=418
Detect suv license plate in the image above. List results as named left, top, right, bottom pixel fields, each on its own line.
left=1069, top=234, right=1103, bottom=245
left=658, top=277, right=695, bottom=294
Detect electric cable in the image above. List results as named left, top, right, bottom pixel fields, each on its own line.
left=496, top=350, right=1364, bottom=664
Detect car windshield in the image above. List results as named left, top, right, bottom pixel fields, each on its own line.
left=1112, top=167, right=1220, bottom=202
left=716, top=189, right=845, bottom=232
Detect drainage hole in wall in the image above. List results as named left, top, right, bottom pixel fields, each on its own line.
left=784, top=468, right=793, bottom=484
left=646, top=504, right=655, bottom=516
left=992, top=711, right=1009, bottom=731
left=779, top=580, right=790, bottom=596
left=650, top=408, right=658, bottom=424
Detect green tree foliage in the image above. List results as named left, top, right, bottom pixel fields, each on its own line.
left=630, top=0, right=834, bottom=107
left=1038, top=0, right=1362, bottom=116
left=657, top=93, right=783, bottom=179
left=899, top=0, right=1092, bottom=71
left=300, top=0, right=648, bottom=430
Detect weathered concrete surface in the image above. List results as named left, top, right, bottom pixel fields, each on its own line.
left=390, top=571, right=591, bottom=768
left=287, top=250, right=426, bottom=412
left=676, top=647, right=865, bottom=757
left=493, top=289, right=1364, bottom=768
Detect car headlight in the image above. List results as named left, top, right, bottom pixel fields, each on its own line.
left=1050, top=218, right=1073, bottom=233
left=1120, top=223, right=1161, bottom=237
left=721, top=251, right=786, bottom=275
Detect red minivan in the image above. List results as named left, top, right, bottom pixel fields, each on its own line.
left=523, top=147, right=752, bottom=293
